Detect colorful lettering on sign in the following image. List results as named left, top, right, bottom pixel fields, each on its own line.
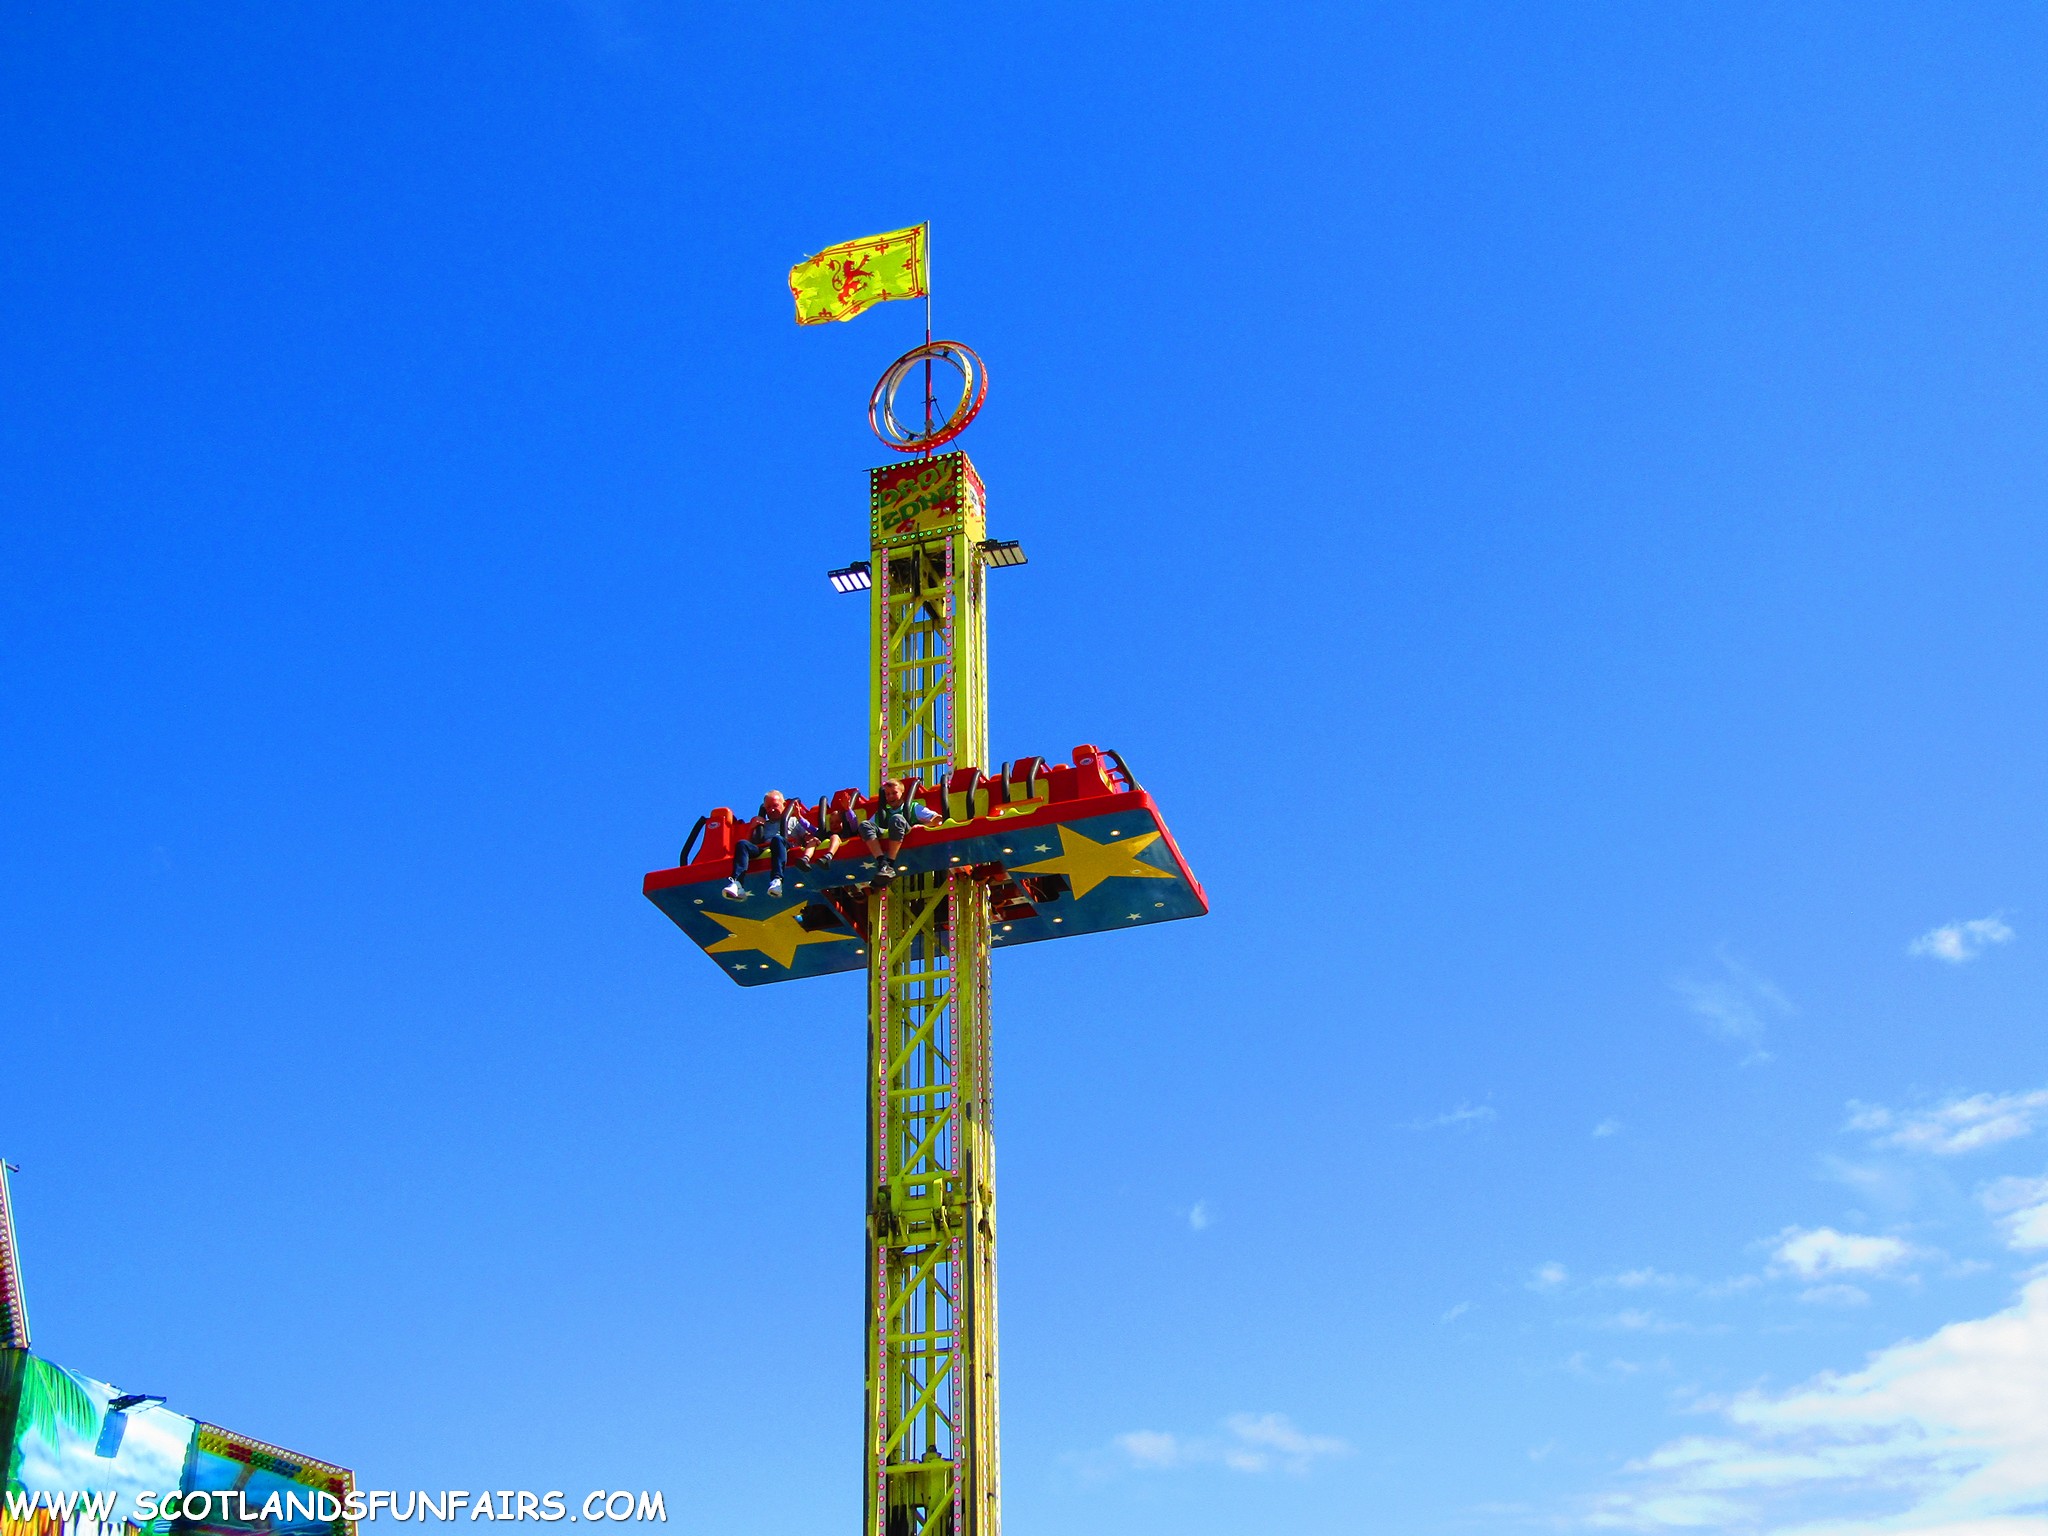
left=873, top=460, right=961, bottom=537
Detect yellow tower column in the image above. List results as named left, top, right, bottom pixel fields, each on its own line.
left=863, top=452, right=998, bottom=1536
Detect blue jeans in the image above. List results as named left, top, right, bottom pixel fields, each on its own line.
left=732, top=833, right=787, bottom=881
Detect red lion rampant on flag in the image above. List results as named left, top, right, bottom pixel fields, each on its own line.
left=830, top=253, right=873, bottom=304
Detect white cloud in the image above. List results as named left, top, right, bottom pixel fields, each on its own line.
left=1594, top=1119, right=1624, bottom=1138
left=1442, top=1301, right=1473, bottom=1323
left=1910, top=915, right=2015, bottom=964
left=1605, top=1268, right=1685, bottom=1291
left=1586, top=1274, right=2048, bottom=1533
left=1113, top=1413, right=1350, bottom=1476
left=1851, top=1091, right=2048, bottom=1156
left=1701, top=1273, right=1763, bottom=1298
left=1603, top=1308, right=1684, bottom=1333
left=1188, top=1200, right=1212, bottom=1232
left=1114, top=1429, right=1180, bottom=1469
left=1598, top=1267, right=1769, bottom=1303
left=1771, top=1226, right=1916, bottom=1280
left=1220, top=1413, right=1352, bottom=1473
left=1798, top=1283, right=1871, bottom=1307
left=1412, top=1102, right=1497, bottom=1131
left=1567, top=1352, right=1650, bottom=1380
left=1981, top=1177, right=2048, bottom=1252
left=1821, top=1152, right=1922, bottom=1211
left=1531, top=1262, right=1570, bottom=1291
left=1674, top=953, right=1793, bottom=1064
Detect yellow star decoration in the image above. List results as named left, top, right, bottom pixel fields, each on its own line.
left=1013, top=825, right=1179, bottom=900
left=703, top=902, right=856, bottom=969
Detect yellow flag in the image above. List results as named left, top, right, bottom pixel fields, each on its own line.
left=790, top=224, right=928, bottom=325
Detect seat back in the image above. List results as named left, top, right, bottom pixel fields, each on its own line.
left=944, top=766, right=984, bottom=822
left=998, top=757, right=1047, bottom=810
left=696, top=807, right=738, bottom=864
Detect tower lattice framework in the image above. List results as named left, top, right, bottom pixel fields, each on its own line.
left=863, top=453, right=997, bottom=1536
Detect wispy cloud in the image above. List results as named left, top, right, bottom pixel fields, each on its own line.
left=1586, top=1266, right=1758, bottom=1303
left=1981, top=1175, right=2048, bottom=1252
left=1586, top=1231, right=1920, bottom=1310
left=1673, top=952, right=1792, bottom=1064
left=1605, top=1268, right=1683, bottom=1290
left=1819, top=1152, right=1921, bottom=1212
left=1909, top=914, right=2015, bottom=964
left=1565, top=1351, right=1652, bottom=1380
left=1441, top=1301, right=1473, bottom=1323
left=1220, top=1413, right=1351, bottom=1474
left=1530, top=1262, right=1569, bottom=1292
left=1598, top=1308, right=1690, bottom=1334
left=1585, top=1274, right=2048, bottom=1532
left=1849, top=1089, right=2048, bottom=1155
left=1580, top=1088, right=2048, bottom=1530
left=1593, top=1118, right=1623, bottom=1138
left=1796, top=1282, right=1871, bottom=1306
left=1769, top=1226, right=1916, bottom=1280
left=1112, top=1413, right=1351, bottom=1475
left=1410, top=1102, right=1497, bottom=1131
left=1115, top=1429, right=1180, bottom=1469
left=1187, top=1200, right=1213, bottom=1232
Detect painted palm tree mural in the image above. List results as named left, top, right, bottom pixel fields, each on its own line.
left=4, top=1355, right=96, bottom=1484
left=0, top=1165, right=354, bottom=1536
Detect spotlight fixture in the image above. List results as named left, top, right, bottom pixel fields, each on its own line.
left=826, top=561, right=872, bottom=594
left=978, top=539, right=1027, bottom=569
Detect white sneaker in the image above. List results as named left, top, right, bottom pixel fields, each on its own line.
left=767, top=878, right=783, bottom=898
left=722, top=879, right=744, bottom=901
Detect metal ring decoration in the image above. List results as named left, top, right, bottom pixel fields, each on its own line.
left=868, top=340, right=988, bottom=454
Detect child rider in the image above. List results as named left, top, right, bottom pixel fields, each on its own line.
left=859, top=779, right=938, bottom=883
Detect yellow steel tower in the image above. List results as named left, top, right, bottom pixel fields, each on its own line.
left=642, top=339, right=1208, bottom=1536
left=864, top=451, right=996, bottom=1536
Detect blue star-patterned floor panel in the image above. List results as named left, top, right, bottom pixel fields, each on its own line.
left=644, top=792, right=1206, bottom=988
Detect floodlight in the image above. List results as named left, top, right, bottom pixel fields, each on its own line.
left=979, top=540, right=1027, bottom=568
left=109, top=1394, right=165, bottom=1413
left=827, top=561, right=872, bottom=594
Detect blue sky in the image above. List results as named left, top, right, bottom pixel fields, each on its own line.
left=5, top=6, right=2048, bottom=1533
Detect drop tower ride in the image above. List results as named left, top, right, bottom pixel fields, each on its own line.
left=645, top=287, right=1207, bottom=1536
